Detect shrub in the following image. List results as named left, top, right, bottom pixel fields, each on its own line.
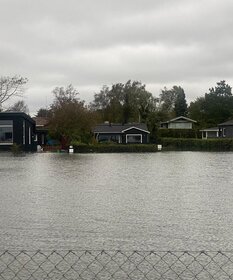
left=158, top=129, right=201, bottom=139
left=10, top=143, right=22, bottom=155
left=73, top=144, right=158, bottom=153
left=159, top=138, right=233, bottom=151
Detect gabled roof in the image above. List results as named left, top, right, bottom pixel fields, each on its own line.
left=218, top=119, right=233, bottom=126
left=161, top=116, right=197, bottom=124
left=122, top=126, right=150, bottom=133
left=93, top=123, right=149, bottom=134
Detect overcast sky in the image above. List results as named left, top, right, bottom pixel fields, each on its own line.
left=1, top=0, right=233, bottom=114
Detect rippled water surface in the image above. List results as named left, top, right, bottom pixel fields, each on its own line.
left=0, top=152, right=233, bottom=250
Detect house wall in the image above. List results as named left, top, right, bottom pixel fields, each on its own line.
left=95, top=128, right=149, bottom=144
left=122, top=128, right=149, bottom=144
left=96, top=133, right=122, bottom=143
left=168, top=121, right=192, bottom=129
left=219, top=126, right=233, bottom=138
left=36, top=129, right=48, bottom=145
left=207, top=131, right=219, bottom=138
left=202, top=131, right=219, bottom=139
left=0, top=114, right=36, bottom=151
left=160, top=123, right=168, bottom=128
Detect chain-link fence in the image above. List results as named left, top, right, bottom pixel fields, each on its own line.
left=1, top=250, right=233, bottom=279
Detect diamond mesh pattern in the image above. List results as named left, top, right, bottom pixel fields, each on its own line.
left=0, top=251, right=233, bottom=279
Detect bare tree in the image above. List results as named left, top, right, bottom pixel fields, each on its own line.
left=0, top=76, right=28, bottom=110
left=7, top=100, right=29, bottom=113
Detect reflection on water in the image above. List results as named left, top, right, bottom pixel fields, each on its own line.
left=0, top=152, right=233, bottom=250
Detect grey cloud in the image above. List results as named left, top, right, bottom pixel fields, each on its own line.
left=1, top=0, right=233, bottom=114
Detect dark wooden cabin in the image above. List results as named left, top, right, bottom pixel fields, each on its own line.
left=93, top=123, right=150, bottom=144
left=218, top=119, right=233, bottom=138
left=0, top=112, right=36, bottom=151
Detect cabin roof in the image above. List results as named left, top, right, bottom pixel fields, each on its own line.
left=218, top=119, right=233, bottom=126
left=93, top=123, right=149, bottom=133
left=33, top=117, right=49, bottom=127
left=161, top=116, right=197, bottom=124
left=0, top=111, right=35, bottom=124
left=200, top=127, right=219, bottom=132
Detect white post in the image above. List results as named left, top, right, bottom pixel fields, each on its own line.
left=157, top=144, right=162, bottom=151
left=69, top=145, right=74, bottom=153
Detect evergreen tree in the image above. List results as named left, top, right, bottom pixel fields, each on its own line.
left=188, top=81, right=233, bottom=127
left=174, top=86, right=188, bottom=117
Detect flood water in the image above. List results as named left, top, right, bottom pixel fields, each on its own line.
left=0, top=152, right=233, bottom=251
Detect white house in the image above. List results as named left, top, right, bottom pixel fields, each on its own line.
left=160, top=116, right=197, bottom=129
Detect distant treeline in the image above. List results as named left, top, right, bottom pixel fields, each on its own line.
left=1, top=76, right=233, bottom=145
left=37, top=80, right=233, bottom=144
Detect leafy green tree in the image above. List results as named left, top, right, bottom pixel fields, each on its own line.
left=209, top=80, right=232, bottom=97
left=188, top=97, right=206, bottom=127
left=159, top=87, right=177, bottom=116
left=91, top=80, right=157, bottom=123
left=90, top=85, right=123, bottom=122
left=36, top=108, right=52, bottom=118
left=203, top=81, right=233, bottom=125
left=174, top=86, right=188, bottom=117
left=49, top=84, right=97, bottom=146
left=159, top=85, right=187, bottom=119
left=122, top=80, right=158, bottom=123
left=189, top=81, right=233, bottom=127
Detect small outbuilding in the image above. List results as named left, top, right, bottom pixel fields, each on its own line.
left=200, top=127, right=219, bottom=139
left=93, top=123, right=150, bottom=144
left=160, top=116, right=197, bottom=129
left=0, top=112, right=36, bottom=151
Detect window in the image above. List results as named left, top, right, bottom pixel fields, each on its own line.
left=0, top=120, right=13, bottom=144
left=126, top=134, right=142, bottom=144
left=98, top=134, right=120, bottom=143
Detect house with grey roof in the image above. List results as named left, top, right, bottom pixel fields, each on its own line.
left=200, top=119, right=233, bottom=139
left=160, top=116, right=197, bottom=129
left=218, top=119, right=233, bottom=138
left=93, top=123, right=150, bottom=144
left=200, top=127, right=219, bottom=139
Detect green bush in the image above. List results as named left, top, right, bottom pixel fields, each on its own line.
left=71, top=139, right=233, bottom=153
left=160, top=138, right=233, bottom=151
left=73, top=143, right=158, bottom=153
left=10, top=143, right=23, bottom=155
left=158, top=129, right=201, bottom=139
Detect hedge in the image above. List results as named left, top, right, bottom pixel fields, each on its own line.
left=41, top=138, right=233, bottom=153
left=160, top=138, right=233, bottom=151
left=72, top=139, right=233, bottom=152
left=73, top=143, right=158, bottom=153
left=158, top=129, right=201, bottom=139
